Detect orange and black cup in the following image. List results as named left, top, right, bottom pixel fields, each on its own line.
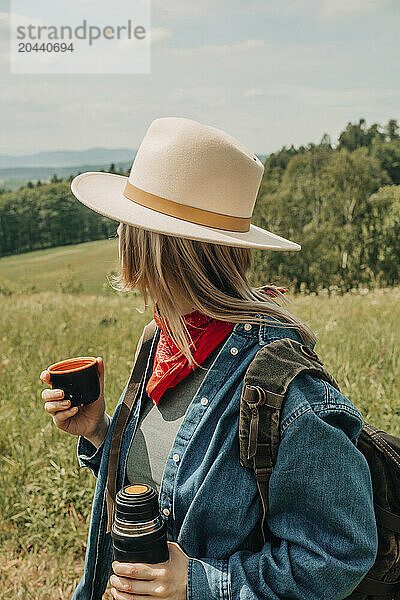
left=47, top=357, right=100, bottom=408
left=112, top=484, right=169, bottom=564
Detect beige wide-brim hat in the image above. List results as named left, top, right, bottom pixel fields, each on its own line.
left=71, top=117, right=301, bottom=251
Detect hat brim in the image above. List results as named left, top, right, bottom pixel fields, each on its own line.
left=71, top=172, right=301, bottom=251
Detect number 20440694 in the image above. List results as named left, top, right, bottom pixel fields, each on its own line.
left=18, top=42, right=74, bottom=52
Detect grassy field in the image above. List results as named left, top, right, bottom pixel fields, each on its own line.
left=0, top=238, right=120, bottom=296
left=0, top=243, right=399, bottom=598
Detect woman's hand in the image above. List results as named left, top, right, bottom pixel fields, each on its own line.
left=110, top=541, right=189, bottom=600
left=40, top=357, right=109, bottom=448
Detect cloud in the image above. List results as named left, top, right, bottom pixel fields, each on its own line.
left=256, top=83, right=399, bottom=109
left=152, top=0, right=223, bottom=19
left=172, top=39, right=265, bottom=58
left=244, top=89, right=267, bottom=99
left=8, top=10, right=47, bottom=27
left=150, top=27, right=172, bottom=45
left=0, top=12, right=9, bottom=69
left=152, top=0, right=279, bottom=19
left=319, top=0, right=397, bottom=19
left=1, top=0, right=398, bottom=155
left=234, top=0, right=398, bottom=19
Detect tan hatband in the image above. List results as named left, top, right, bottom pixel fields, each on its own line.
left=123, top=181, right=251, bottom=233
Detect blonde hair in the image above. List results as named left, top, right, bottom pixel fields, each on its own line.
left=110, top=223, right=317, bottom=369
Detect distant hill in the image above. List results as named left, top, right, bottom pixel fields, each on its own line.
left=0, top=147, right=136, bottom=169
left=0, top=150, right=266, bottom=190
left=0, top=161, right=132, bottom=186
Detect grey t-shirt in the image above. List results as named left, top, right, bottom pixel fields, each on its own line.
left=125, top=343, right=222, bottom=493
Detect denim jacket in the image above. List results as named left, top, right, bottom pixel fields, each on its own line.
left=72, top=314, right=378, bottom=600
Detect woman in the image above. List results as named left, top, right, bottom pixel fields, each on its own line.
left=40, top=117, right=378, bottom=600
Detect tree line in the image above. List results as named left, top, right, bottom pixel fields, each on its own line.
left=251, top=118, right=400, bottom=293
left=0, top=170, right=124, bottom=255
left=0, top=118, right=399, bottom=294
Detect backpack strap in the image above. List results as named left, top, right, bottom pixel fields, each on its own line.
left=106, top=319, right=157, bottom=533
left=239, top=338, right=341, bottom=545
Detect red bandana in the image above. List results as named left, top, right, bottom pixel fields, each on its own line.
left=146, top=308, right=235, bottom=405
left=146, top=288, right=288, bottom=405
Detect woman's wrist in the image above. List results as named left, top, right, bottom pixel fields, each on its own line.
left=84, top=413, right=111, bottom=449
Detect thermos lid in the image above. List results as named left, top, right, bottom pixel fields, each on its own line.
left=116, top=484, right=160, bottom=524
left=125, top=484, right=149, bottom=495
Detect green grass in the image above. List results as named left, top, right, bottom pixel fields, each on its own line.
left=0, top=290, right=152, bottom=599
left=0, top=238, right=120, bottom=296
left=0, top=244, right=399, bottom=598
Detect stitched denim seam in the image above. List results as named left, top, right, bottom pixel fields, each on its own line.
left=90, top=487, right=106, bottom=600
left=281, top=404, right=311, bottom=435
left=260, top=324, right=303, bottom=344
left=311, top=403, right=363, bottom=419
left=88, top=412, right=120, bottom=600
left=320, top=380, right=363, bottom=422
left=222, top=558, right=229, bottom=600
left=321, top=375, right=329, bottom=403
left=280, top=401, right=364, bottom=440
left=188, top=558, right=193, bottom=599
left=232, top=330, right=297, bottom=343
left=227, top=560, right=231, bottom=600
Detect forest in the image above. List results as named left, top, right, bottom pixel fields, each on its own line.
left=1, top=118, right=399, bottom=294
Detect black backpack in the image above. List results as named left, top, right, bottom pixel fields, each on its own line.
left=239, top=337, right=400, bottom=599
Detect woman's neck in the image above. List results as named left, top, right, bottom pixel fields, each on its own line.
left=154, top=301, right=196, bottom=317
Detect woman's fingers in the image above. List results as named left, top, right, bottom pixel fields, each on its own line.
left=110, top=576, right=156, bottom=599
left=40, top=370, right=51, bottom=384
left=96, top=357, right=104, bottom=378
left=96, top=357, right=104, bottom=400
left=42, top=388, right=64, bottom=402
left=44, top=399, right=71, bottom=415
left=110, top=588, right=135, bottom=600
left=52, top=405, right=78, bottom=426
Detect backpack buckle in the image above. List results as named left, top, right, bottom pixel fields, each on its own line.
left=245, top=385, right=266, bottom=407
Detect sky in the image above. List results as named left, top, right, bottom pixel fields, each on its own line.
left=0, top=0, right=399, bottom=157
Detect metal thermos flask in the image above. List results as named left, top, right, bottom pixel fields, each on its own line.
left=112, top=484, right=169, bottom=564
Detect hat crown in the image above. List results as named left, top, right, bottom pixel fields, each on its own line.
left=129, top=117, right=264, bottom=219
left=70, top=116, right=300, bottom=250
